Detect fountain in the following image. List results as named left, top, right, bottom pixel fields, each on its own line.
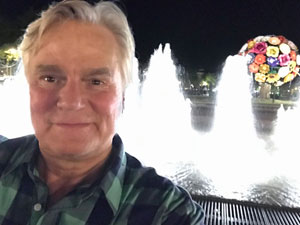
left=2, top=40, right=300, bottom=208
left=118, top=43, right=300, bottom=206
left=118, top=44, right=202, bottom=179
left=0, top=62, right=33, bottom=138
left=195, top=55, right=273, bottom=201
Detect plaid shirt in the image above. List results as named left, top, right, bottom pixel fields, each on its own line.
left=0, top=134, right=204, bottom=225
left=0, top=135, right=7, bottom=143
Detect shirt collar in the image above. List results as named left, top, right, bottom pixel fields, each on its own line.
left=1, top=135, right=39, bottom=178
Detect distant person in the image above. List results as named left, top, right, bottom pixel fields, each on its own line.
left=0, top=0, right=205, bottom=224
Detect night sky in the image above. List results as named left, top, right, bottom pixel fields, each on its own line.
left=1, top=0, right=300, bottom=73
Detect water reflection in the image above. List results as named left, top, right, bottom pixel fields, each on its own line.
left=247, top=177, right=300, bottom=207
left=167, top=162, right=217, bottom=196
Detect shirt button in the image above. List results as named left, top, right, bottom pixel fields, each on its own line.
left=34, top=203, right=42, bottom=211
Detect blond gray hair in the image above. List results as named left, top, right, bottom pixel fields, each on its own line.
left=19, top=0, right=135, bottom=88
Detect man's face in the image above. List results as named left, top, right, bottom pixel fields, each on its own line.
left=26, top=20, right=124, bottom=160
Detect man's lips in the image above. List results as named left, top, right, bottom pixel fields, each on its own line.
left=54, top=123, right=92, bottom=128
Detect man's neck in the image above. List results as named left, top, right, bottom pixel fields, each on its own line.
left=37, top=148, right=111, bottom=207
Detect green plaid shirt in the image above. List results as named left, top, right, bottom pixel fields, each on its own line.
left=0, top=135, right=7, bottom=143
left=0, top=134, right=204, bottom=225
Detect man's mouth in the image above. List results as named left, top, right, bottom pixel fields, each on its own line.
left=54, top=123, right=91, bottom=128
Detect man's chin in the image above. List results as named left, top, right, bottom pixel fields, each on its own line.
left=38, top=137, right=99, bottom=161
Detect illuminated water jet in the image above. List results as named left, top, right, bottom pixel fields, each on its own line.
left=0, top=63, right=33, bottom=138
left=1, top=43, right=300, bottom=207
left=118, top=44, right=201, bottom=177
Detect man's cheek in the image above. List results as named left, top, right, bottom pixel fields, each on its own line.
left=30, top=89, right=55, bottom=112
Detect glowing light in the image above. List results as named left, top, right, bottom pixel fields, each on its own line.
left=0, top=62, right=33, bottom=138
left=201, top=81, right=208, bottom=86
left=3, top=48, right=21, bottom=62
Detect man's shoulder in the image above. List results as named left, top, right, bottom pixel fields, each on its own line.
left=122, top=153, right=204, bottom=224
left=125, top=153, right=175, bottom=190
left=0, top=135, right=36, bottom=150
left=0, top=135, right=8, bottom=143
left=124, top=153, right=193, bottom=200
left=0, top=135, right=37, bottom=173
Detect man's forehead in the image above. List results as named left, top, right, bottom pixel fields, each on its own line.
left=34, top=64, right=112, bottom=76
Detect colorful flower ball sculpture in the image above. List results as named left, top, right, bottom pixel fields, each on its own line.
left=239, top=35, right=300, bottom=86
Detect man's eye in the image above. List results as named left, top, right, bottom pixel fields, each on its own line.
left=43, top=76, right=56, bottom=83
left=91, top=79, right=103, bottom=85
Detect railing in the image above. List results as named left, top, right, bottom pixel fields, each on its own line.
left=193, top=195, right=300, bottom=225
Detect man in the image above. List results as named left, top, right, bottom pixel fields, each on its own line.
left=0, top=0, right=205, bottom=224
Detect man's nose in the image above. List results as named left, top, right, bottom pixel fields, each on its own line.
left=56, top=80, right=86, bottom=111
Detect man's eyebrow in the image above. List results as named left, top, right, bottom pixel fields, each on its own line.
left=85, top=68, right=111, bottom=76
left=35, top=64, right=62, bottom=73
left=34, top=65, right=111, bottom=76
